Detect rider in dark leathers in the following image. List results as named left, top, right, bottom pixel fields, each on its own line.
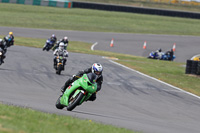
left=49, top=34, right=57, bottom=47
left=165, top=49, right=174, bottom=61
left=61, top=63, right=103, bottom=101
left=53, top=36, right=69, bottom=51
left=43, top=34, right=57, bottom=51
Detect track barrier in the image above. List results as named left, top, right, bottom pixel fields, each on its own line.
left=185, top=60, right=200, bottom=75
left=0, top=0, right=72, bottom=8
left=1, top=1, right=200, bottom=19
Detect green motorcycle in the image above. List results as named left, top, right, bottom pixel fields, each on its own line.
left=55, top=73, right=97, bottom=111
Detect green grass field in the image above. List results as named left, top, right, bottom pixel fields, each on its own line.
left=1, top=3, right=200, bottom=36
left=0, top=103, right=135, bottom=133
left=0, top=3, right=200, bottom=133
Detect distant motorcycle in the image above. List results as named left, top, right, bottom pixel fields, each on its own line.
left=148, top=51, right=160, bottom=59
left=55, top=56, right=66, bottom=75
left=148, top=51, right=175, bottom=61
left=4, top=36, right=14, bottom=48
left=161, top=53, right=176, bottom=61
left=55, top=73, right=97, bottom=111
left=43, top=39, right=55, bottom=51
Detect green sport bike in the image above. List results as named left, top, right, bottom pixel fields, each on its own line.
left=55, top=73, right=97, bottom=111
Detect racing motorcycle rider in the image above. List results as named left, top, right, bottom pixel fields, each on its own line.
left=165, top=49, right=174, bottom=61
left=155, top=48, right=163, bottom=59
left=4, top=32, right=14, bottom=47
left=61, top=63, right=103, bottom=101
left=53, top=36, right=69, bottom=50
left=53, top=42, right=68, bottom=69
left=43, top=34, right=57, bottom=51
left=49, top=34, right=57, bottom=45
left=0, top=39, right=6, bottom=63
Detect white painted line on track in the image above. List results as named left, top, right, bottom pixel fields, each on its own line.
left=109, top=59, right=200, bottom=100
left=91, top=42, right=98, bottom=51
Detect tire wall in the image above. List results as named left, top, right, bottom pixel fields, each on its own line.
left=72, top=2, right=200, bottom=19
left=185, top=60, right=200, bottom=75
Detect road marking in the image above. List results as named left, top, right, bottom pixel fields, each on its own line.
left=91, top=42, right=98, bottom=51
left=109, top=60, right=200, bottom=100
left=102, top=56, right=118, bottom=60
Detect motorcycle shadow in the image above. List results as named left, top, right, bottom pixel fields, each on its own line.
left=0, top=68, right=14, bottom=71
left=55, top=73, right=72, bottom=77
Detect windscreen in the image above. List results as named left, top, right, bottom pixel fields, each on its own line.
left=86, top=73, right=97, bottom=84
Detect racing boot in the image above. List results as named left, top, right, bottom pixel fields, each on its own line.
left=62, top=59, right=66, bottom=70
left=60, top=78, right=74, bottom=93
left=53, top=61, right=57, bottom=69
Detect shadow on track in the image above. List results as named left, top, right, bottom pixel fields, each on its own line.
left=0, top=68, right=14, bottom=71
left=72, top=110, right=133, bottom=122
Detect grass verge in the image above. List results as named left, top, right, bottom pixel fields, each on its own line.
left=0, top=103, right=136, bottom=133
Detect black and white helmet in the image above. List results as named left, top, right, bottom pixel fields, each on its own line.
left=92, top=63, right=103, bottom=75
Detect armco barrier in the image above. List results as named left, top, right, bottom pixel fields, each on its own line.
left=72, top=1, right=200, bottom=19
left=0, top=0, right=72, bottom=8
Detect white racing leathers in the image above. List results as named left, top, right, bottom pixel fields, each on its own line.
left=53, top=49, right=68, bottom=58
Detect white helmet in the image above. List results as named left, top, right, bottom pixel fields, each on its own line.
left=92, top=63, right=103, bottom=75
left=52, top=34, right=56, bottom=38
left=59, top=42, right=65, bottom=50
left=64, top=36, right=68, bottom=40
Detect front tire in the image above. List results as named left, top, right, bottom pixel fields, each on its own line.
left=56, top=65, right=62, bottom=75
left=67, top=92, right=84, bottom=111
left=55, top=96, right=64, bottom=109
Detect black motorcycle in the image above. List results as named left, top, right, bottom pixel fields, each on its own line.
left=55, top=56, right=66, bottom=75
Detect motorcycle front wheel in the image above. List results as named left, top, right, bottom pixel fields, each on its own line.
left=56, top=65, right=62, bottom=75
left=67, top=92, right=84, bottom=111
left=55, top=96, right=64, bottom=109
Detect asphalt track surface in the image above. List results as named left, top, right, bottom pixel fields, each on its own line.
left=0, top=27, right=200, bottom=133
